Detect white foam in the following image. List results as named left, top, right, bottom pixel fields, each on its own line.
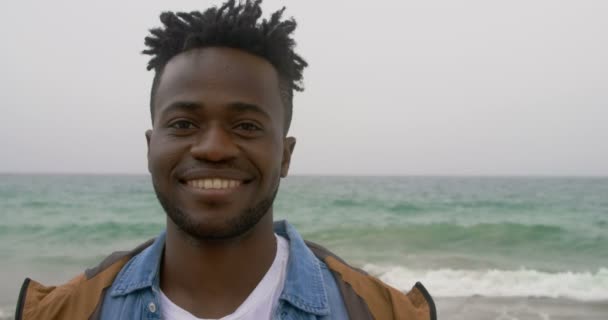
left=363, top=264, right=608, bottom=302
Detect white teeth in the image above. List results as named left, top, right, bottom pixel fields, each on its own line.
left=187, top=179, right=242, bottom=190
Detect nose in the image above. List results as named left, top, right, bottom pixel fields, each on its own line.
left=190, top=124, right=239, bottom=162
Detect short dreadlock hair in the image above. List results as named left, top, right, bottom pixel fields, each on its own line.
left=143, top=0, right=307, bottom=133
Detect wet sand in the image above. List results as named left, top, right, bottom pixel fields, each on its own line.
left=436, top=296, right=608, bottom=320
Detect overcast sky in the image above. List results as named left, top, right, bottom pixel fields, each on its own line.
left=0, top=0, right=606, bottom=175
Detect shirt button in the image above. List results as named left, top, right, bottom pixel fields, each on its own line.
left=148, top=302, right=157, bottom=313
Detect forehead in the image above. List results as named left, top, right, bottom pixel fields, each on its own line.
left=154, top=47, right=283, bottom=115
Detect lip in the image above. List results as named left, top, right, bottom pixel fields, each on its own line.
left=179, top=180, right=244, bottom=199
left=177, top=168, right=255, bottom=183
left=176, top=168, right=255, bottom=202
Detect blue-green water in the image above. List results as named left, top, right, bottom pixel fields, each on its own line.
left=1, top=175, right=607, bottom=316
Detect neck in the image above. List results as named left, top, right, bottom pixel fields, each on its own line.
left=160, top=212, right=277, bottom=318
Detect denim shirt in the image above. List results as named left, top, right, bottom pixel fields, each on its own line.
left=100, top=221, right=349, bottom=319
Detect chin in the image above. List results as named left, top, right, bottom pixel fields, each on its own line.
left=154, top=181, right=278, bottom=241
left=167, top=201, right=273, bottom=241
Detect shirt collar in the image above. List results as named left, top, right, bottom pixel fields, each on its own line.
left=109, top=221, right=330, bottom=316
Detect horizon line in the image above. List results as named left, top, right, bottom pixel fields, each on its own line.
left=1, top=172, right=607, bottom=178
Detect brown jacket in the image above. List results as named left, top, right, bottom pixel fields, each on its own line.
left=16, top=239, right=436, bottom=320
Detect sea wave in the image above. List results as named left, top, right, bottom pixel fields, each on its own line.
left=307, top=222, right=606, bottom=257
left=0, top=222, right=163, bottom=244
left=363, top=264, right=608, bottom=302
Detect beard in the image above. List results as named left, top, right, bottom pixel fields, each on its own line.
left=153, top=181, right=279, bottom=242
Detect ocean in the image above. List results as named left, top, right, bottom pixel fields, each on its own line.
left=1, top=174, right=607, bottom=319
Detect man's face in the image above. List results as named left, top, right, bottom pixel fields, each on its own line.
left=146, top=47, right=295, bottom=240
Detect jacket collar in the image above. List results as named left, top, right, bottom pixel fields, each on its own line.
left=274, top=220, right=330, bottom=316
left=109, top=231, right=165, bottom=296
left=109, top=220, right=330, bottom=316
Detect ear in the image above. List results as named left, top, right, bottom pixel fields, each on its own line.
left=280, top=137, right=296, bottom=178
left=145, top=130, right=153, bottom=173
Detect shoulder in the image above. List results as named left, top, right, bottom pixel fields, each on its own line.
left=15, top=238, right=155, bottom=320
left=305, top=240, right=437, bottom=320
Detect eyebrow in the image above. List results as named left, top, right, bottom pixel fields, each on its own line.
left=159, top=101, right=202, bottom=119
left=226, top=102, right=271, bottom=120
left=159, top=101, right=271, bottom=120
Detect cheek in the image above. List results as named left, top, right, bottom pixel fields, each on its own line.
left=148, top=138, right=186, bottom=177
left=242, top=139, right=282, bottom=175
left=261, top=140, right=285, bottom=177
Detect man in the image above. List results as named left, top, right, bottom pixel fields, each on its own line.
left=16, top=1, right=435, bottom=319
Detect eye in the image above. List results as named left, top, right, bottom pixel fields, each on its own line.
left=235, top=122, right=262, bottom=132
left=169, top=120, right=197, bottom=130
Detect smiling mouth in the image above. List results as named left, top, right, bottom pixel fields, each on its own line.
left=185, top=178, right=244, bottom=190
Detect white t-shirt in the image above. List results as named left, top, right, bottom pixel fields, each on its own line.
left=159, top=234, right=289, bottom=320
